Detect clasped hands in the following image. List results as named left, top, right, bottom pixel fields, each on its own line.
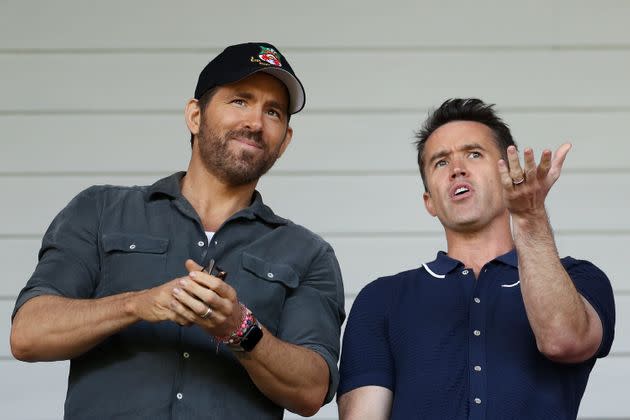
left=132, top=259, right=242, bottom=338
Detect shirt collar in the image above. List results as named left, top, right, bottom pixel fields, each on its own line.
left=423, top=248, right=518, bottom=278
left=147, top=172, right=287, bottom=226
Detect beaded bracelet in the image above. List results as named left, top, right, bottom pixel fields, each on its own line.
left=214, top=303, right=257, bottom=348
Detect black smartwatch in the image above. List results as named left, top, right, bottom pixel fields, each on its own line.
left=239, top=321, right=263, bottom=352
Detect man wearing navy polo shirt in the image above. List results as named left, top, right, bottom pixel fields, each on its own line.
left=337, top=98, right=615, bottom=420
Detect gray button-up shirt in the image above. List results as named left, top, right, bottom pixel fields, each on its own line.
left=13, top=172, right=346, bottom=420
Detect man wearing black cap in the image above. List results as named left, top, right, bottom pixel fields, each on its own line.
left=11, top=42, right=345, bottom=419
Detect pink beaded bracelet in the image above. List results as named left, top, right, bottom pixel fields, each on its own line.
left=214, top=303, right=257, bottom=347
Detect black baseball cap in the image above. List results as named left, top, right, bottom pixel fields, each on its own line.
left=194, top=42, right=306, bottom=114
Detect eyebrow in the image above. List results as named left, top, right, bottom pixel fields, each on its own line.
left=427, top=142, right=486, bottom=164
left=232, top=91, right=288, bottom=115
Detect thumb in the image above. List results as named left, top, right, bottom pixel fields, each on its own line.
left=185, top=259, right=204, bottom=273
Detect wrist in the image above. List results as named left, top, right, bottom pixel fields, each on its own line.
left=215, top=303, right=263, bottom=352
left=122, top=291, right=142, bottom=320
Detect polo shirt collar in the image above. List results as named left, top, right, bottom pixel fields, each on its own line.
left=147, top=172, right=288, bottom=226
left=423, top=251, right=462, bottom=278
left=423, top=248, right=518, bottom=278
left=495, top=248, right=518, bottom=267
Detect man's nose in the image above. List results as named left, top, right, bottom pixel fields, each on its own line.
left=450, top=159, right=467, bottom=178
left=243, top=108, right=264, bottom=131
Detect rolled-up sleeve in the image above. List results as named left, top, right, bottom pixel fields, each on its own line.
left=276, top=245, right=345, bottom=404
left=12, top=186, right=101, bottom=319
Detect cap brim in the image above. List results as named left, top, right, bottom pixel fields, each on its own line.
left=256, top=67, right=306, bottom=114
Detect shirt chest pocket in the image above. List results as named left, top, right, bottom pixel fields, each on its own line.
left=236, top=252, right=299, bottom=334
left=99, top=233, right=169, bottom=296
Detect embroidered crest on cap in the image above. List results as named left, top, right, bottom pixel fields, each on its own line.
left=256, top=46, right=282, bottom=67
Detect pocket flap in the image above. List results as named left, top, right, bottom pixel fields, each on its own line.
left=102, top=232, right=169, bottom=254
left=241, top=252, right=299, bottom=288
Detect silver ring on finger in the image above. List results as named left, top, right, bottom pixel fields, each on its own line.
left=512, top=176, right=525, bottom=185
left=200, top=306, right=213, bottom=319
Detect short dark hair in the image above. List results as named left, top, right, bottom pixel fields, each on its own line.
left=414, top=98, right=517, bottom=191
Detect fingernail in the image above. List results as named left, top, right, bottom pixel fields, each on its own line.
left=188, top=272, right=196, bottom=278
left=179, top=279, right=187, bottom=286
left=173, top=287, right=181, bottom=294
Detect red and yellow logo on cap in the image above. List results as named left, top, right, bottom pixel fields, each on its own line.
left=251, top=46, right=282, bottom=67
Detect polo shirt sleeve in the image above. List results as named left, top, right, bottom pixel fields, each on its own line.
left=337, top=277, right=394, bottom=397
left=563, top=257, right=616, bottom=358
left=12, top=186, right=102, bottom=319
left=275, top=244, right=346, bottom=404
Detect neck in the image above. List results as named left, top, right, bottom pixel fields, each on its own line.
left=181, top=157, right=257, bottom=232
left=444, top=213, right=514, bottom=275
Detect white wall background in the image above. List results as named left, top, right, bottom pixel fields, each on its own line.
left=1, top=0, right=629, bottom=418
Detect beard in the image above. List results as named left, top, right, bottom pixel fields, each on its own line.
left=197, top=122, right=285, bottom=186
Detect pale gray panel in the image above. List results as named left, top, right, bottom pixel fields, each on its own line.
left=578, top=356, right=630, bottom=418
left=0, top=173, right=629, bottom=235
left=555, top=0, right=630, bottom=46
left=0, top=115, right=190, bottom=174
left=2, top=300, right=14, bottom=357
left=0, top=238, right=40, bottom=296
left=0, top=0, right=553, bottom=49
left=3, top=51, right=630, bottom=112
left=0, top=360, right=68, bottom=420
left=2, top=111, right=629, bottom=173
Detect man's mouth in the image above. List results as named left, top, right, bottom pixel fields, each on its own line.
left=232, top=137, right=263, bottom=149
left=450, top=183, right=473, bottom=200
left=454, top=186, right=469, bottom=196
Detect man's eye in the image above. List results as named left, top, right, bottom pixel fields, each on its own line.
left=267, top=109, right=280, bottom=118
left=469, top=151, right=481, bottom=158
left=435, top=160, right=447, bottom=168
left=232, top=99, right=245, bottom=106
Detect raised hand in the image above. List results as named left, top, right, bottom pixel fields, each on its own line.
left=498, top=143, right=572, bottom=218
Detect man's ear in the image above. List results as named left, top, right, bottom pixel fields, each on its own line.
left=185, top=99, right=201, bottom=137
left=277, top=125, right=293, bottom=158
left=423, top=190, right=437, bottom=217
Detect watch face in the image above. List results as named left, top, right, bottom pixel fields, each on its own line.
left=241, top=324, right=263, bottom=352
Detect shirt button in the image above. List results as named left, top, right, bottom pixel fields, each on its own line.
left=462, top=269, right=469, bottom=275
left=474, top=297, right=481, bottom=304
left=197, top=241, right=205, bottom=247
left=183, top=352, right=190, bottom=359
left=474, top=397, right=482, bottom=405
left=129, top=244, right=136, bottom=250
left=473, top=330, right=481, bottom=336
left=214, top=240, right=218, bottom=245
left=267, top=272, right=274, bottom=279
left=474, top=365, right=482, bottom=372
left=176, top=393, right=183, bottom=400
